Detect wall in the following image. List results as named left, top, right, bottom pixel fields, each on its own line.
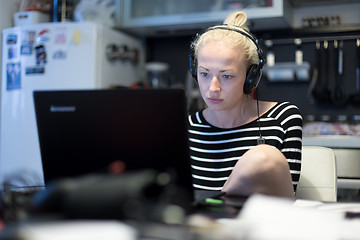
left=257, top=31, right=360, bottom=123
left=145, top=27, right=360, bottom=122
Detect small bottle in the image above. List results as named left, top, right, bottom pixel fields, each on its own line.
left=265, top=40, right=275, bottom=67
left=319, top=115, right=331, bottom=135
left=352, top=115, right=360, bottom=124
left=305, top=114, right=315, bottom=123
left=336, top=115, right=348, bottom=123
left=320, top=115, right=331, bottom=122
left=294, top=38, right=303, bottom=65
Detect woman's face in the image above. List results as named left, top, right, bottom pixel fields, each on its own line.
left=196, top=41, right=248, bottom=111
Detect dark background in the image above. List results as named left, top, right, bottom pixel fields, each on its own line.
left=145, top=26, right=360, bottom=123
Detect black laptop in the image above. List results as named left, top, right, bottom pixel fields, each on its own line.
left=33, top=88, right=246, bottom=218
left=33, top=88, right=193, bottom=189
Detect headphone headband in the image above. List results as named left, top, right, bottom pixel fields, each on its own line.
left=198, top=25, right=264, bottom=67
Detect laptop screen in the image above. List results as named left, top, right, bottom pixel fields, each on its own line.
left=33, top=88, right=193, bottom=198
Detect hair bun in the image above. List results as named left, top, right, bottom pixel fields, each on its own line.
left=223, top=11, right=249, bottom=31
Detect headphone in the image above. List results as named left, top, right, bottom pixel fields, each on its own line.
left=189, top=25, right=265, bottom=95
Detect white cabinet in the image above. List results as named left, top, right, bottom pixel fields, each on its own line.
left=120, top=0, right=293, bottom=35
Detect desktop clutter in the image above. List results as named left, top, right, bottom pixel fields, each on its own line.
left=0, top=169, right=197, bottom=239
left=1, top=169, right=192, bottom=222
left=1, top=175, right=360, bottom=240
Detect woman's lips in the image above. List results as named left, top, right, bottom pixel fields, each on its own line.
left=207, top=97, right=223, bottom=104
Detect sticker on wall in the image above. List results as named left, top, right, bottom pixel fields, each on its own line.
left=8, top=46, right=17, bottom=59
left=55, top=32, right=67, bottom=44
left=21, top=45, right=32, bottom=55
left=20, top=31, right=36, bottom=56
left=53, top=49, right=67, bottom=60
left=71, top=29, right=81, bottom=45
left=37, top=29, right=50, bottom=43
left=25, top=66, right=45, bottom=75
left=35, top=45, right=47, bottom=65
left=6, top=62, right=21, bottom=90
left=6, top=34, right=17, bottom=45
left=22, top=31, right=35, bottom=45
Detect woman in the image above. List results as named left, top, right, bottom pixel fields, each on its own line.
left=188, top=11, right=303, bottom=199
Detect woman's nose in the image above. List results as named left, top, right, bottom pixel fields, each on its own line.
left=209, top=77, right=221, bottom=92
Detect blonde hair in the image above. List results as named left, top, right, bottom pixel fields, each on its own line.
left=192, top=11, right=259, bottom=69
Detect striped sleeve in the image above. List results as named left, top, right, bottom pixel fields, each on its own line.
left=266, top=102, right=303, bottom=191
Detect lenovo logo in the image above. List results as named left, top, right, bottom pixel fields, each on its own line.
left=50, top=105, right=76, bottom=112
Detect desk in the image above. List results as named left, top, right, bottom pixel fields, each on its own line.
left=218, top=194, right=360, bottom=240
left=2, top=194, right=360, bottom=240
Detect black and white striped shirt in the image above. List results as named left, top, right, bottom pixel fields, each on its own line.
left=188, top=102, right=303, bottom=192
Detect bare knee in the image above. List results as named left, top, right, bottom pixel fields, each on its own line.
left=222, top=144, right=294, bottom=199
left=231, top=144, right=288, bottom=179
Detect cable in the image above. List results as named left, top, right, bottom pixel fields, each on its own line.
left=256, top=97, right=265, bottom=145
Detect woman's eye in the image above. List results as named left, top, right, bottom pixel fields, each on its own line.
left=222, top=74, right=232, bottom=79
left=199, top=72, right=208, bottom=77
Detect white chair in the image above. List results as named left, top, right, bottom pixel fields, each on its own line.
left=295, top=146, right=337, bottom=202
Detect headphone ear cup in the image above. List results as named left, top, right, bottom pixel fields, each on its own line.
left=244, top=64, right=262, bottom=95
left=189, top=53, right=197, bottom=80
left=189, top=34, right=199, bottom=81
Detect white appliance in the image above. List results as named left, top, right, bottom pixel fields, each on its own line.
left=0, top=22, right=145, bottom=190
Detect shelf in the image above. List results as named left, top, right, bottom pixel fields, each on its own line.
left=257, top=23, right=360, bottom=41
left=120, top=0, right=293, bottom=36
